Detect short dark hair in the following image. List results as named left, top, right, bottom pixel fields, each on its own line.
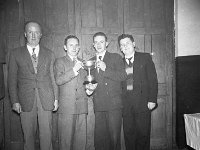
left=93, top=32, right=107, bottom=41
left=118, top=34, right=134, bottom=45
left=64, top=35, right=79, bottom=45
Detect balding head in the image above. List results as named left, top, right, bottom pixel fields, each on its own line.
left=24, top=21, right=42, bottom=47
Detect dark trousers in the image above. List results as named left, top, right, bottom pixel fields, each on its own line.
left=94, top=109, right=122, bottom=150
left=123, top=107, right=151, bottom=150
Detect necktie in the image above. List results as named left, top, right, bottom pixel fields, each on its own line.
left=32, top=48, right=37, bottom=62
left=127, top=57, right=133, bottom=67
left=73, top=57, right=78, bottom=64
left=97, top=56, right=102, bottom=73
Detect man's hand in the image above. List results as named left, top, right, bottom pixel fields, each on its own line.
left=96, top=60, right=106, bottom=71
left=147, top=102, right=156, bottom=110
left=85, top=83, right=98, bottom=96
left=12, top=103, right=22, bottom=114
left=73, top=60, right=84, bottom=75
left=125, top=67, right=133, bottom=75
left=53, top=100, right=59, bottom=111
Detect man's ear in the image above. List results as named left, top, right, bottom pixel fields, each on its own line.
left=24, top=32, right=27, bottom=38
left=64, top=45, right=67, bottom=51
left=133, top=41, right=136, bottom=48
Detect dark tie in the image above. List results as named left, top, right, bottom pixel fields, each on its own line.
left=127, top=57, right=133, bottom=67
left=97, top=56, right=102, bottom=73
left=32, top=48, right=37, bottom=62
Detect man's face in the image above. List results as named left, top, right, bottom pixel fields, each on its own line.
left=25, top=23, right=42, bottom=47
left=119, top=37, right=135, bottom=56
left=93, top=35, right=108, bottom=54
left=64, top=38, right=80, bottom=57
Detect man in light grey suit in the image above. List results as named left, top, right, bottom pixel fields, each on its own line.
left=54, top=35, right=89, bottom=150
left=8, top=21, right=58, bottom=150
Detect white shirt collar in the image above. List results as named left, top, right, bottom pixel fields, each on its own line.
left=96, top=50, right=106, bottom=61
left=125, top=52, right=135, bottom=64
left=27, top=44, right=40, bottom=57
left=67, top=53, right=77, bottom=61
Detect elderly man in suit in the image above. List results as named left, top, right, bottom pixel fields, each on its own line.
left=54, top=35, right=89, bottom=150
left=118, top=34, right=158, bottom=150
left=86, top=32, right=127, bottom=150
left=8, top=21, right=58, bottom=150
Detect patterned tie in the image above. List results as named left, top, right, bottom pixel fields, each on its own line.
left=32, top=48, right=37, bottom=62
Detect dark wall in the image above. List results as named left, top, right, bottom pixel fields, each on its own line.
left=176, top=55, right=200, bottom=148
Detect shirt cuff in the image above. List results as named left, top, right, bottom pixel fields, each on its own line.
left=73, top=68, right=79, bottom=76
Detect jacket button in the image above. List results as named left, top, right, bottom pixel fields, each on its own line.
left=105, top=83, right=107, bottom=85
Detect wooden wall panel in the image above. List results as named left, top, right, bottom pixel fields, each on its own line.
left=150, top=0, right=165, bottom=28
left=128, top=0, right=144, bottom=28
left=151, top=97, right=167, bottom=148
left=81, top=0, right=96, bottom=27
left=132, top=34, right=145, bottom=52
left=152, top=35, right=166, bottom=83
left=23, top=0, right=45, bottom=25
left=103, top=0, right=119, bottom=28
left=44, top=0, right=69, bottom=31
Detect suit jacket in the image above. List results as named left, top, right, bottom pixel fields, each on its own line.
left=91, top=51, right=127, bottom=112
left=8, top=46, right=58, bottom=112
left=122, top=52, right=158, bottom=113
left=54, top=55, right=88, bottom=114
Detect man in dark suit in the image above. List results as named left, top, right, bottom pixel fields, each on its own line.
left=8, top=21, right=58, bottom=150
left=118, top=34, right=158, bottom=150
left=54, top=35, right=89, bottom=150
left=86, top=32, right=127, bottom=150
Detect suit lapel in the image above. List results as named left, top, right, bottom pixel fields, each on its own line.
left=65, top=54, right=74, bottom=66
left=22, top=47, right=35, bottom=74
left=103, top=51, right=109, bottom=64
left=37, top=47, right=46, bottom=71
left=76, top=57, right=84, bottom=86
left=133, top=52, right=140, bottom=80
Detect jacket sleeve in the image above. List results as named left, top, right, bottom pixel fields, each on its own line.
left=50, top=53, right=58, bottom=100
left=8, top=50, right=19, bottom=105
left=54, top=58, right=77, bottom=86
left=103, top=53, right=127, bottom=81
left=146, top=54, right=158, bottom=103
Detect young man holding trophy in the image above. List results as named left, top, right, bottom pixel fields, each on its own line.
left=54, top=35, right=91, bottom=150
left=86, top=32, right=127, bottom=150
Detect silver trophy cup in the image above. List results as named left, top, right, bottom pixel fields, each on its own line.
left=83, top=60, right=97, bottom=84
